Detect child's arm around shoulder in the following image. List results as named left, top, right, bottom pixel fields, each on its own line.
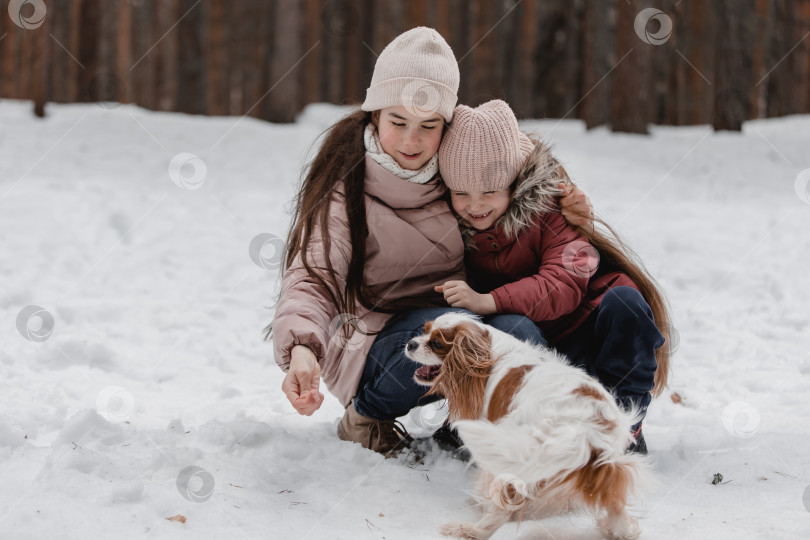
left=489, top=210, right=592, bottom=322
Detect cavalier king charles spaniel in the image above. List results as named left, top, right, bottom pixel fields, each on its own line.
left=405, top=312, right=647, bottom=540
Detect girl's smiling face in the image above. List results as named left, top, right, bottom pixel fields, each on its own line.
left=375, top=106, right=444, bottom=170
left=450, top=189, right=511, bottom=230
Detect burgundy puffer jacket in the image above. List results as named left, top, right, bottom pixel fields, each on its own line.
left=461, top=141, right=638, bottom=343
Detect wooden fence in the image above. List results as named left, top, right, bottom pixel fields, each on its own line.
left=2, top=0, right=809, bottom=132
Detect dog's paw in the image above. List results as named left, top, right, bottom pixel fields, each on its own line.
left=439, top=522, right=464, bottom=537
left=439, top=521, right=489, bottom=539
left=598, top=514, right=641, bottom=540
left=489, top=474, right=527, bottom=511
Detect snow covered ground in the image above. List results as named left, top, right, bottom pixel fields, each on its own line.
left=1, top=99, right=808, bottom=539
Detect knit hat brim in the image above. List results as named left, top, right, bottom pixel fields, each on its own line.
left=361, top=77, right=458, bottom=121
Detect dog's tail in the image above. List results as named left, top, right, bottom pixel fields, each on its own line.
left=568, top=451, right=648, bottom=509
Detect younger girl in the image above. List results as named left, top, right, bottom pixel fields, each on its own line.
left=436, top=100, right=671, bottom=453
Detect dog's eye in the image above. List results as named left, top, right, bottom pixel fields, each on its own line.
left=430, top=339, right=444, bottom=350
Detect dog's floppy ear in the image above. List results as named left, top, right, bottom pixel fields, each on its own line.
left=452, top=322, right=493, bottom=372
left=436, top=322, right=493, bottom=421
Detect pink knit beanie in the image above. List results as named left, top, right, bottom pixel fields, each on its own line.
left=361, top=27, right=459, bottom=121
left=439, top=100, right=536, bottom=192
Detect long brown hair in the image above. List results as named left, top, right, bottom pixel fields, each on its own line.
left=264, top=109, right=446, bottom=341
left=285, top=110, right=375, bottom=316
left=571, top=208, right=672, bottom=397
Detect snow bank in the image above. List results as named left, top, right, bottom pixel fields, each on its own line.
left=1, top=100, right=808, bottom=539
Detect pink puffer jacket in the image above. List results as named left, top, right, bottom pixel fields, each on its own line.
left=273, top=156, right=465, bottom=406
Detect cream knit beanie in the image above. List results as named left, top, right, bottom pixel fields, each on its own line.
left=439, top=100, right=536, bottom=192
left=361, top=27, right=459, bottom=122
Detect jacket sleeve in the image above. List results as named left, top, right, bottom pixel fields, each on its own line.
left=272, top=192, right=351, bottom=371
left=489, top=211, right=591, bottom=323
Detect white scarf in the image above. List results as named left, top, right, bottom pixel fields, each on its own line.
left=364, top=124, right=439, bottom=184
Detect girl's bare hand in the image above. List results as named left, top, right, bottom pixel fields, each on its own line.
left=435, top=281, right=496, bottom=314
left=559, top=183, right=594, bottom=229
left=282, top=345, right=324, bottom=416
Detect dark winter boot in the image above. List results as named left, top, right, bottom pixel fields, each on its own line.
left=627, top=423, right=648, bottom=455
left=431, top=422, right=471, bottom=462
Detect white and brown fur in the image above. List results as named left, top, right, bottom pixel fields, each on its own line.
left=405, top=312, right=647, bottom=540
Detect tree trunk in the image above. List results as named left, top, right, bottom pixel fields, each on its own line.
left=32, top=6, right=48, bottom=117
left=250, top=0, right=271, bottom=120
left=767, top=0, right=793, bottom=117
left=713, top=0, right=754, bottom=131
left=341, top=0, right=364, bottom=105
left=204, top=0, right=228, bottom=116
left=154, top=0, right=178, bottom=111
left=793, top=0, right=810, bottom=114
left=611, top=0, right=651, bottom=133
left=44, top=0, right=68, bottom=103
left=750, top=0, right=773, bottom=119
left=95, top=0, right=119, bottom=103
left=130, top=0, right=156, bottom=110
left=117, top=0, right=132, bottom=105
left=579, top=0, right=613, bottom=128
left=533, top=0, right=580, bottom=119
left=78, top=0, right=100, bottom=102
left=268, top=0, right=302, bottom=122
left=176, top=0, right=204, bottom=115
left=512, top=0, right=537, bottom=118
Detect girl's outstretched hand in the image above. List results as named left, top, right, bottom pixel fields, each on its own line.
left=435, top=281, right=496, bottom=315
left=559, top=182, right=594, bottom=229
left=282, top=345, right=324, bottom=415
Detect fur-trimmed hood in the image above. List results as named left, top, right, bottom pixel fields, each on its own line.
left=456, top=138, right=566, bottom=247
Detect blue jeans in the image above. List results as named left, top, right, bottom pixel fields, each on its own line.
left=555, top=286, right=664, bottom=420
left=353, top=308, right=544, bottom=420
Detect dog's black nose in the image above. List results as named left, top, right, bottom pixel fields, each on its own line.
left=406, top=340, right=418, bottom=352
